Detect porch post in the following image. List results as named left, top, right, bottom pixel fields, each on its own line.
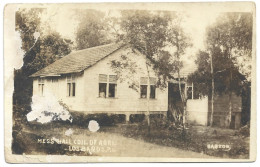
left=163, top=112, right=167, bottom=118
left=125, top=113, right=130, bottom=123
left=192, top=82, right=194, bottom=99
left=144, top=112, right=150, bottom=122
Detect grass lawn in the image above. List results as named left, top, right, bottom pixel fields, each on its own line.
left=12, top=113, right=249, bottom=159
left=101, top=121, right=250, bottom=159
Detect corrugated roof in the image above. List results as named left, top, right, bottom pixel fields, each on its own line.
left=30, top=43, right=124, bottom=77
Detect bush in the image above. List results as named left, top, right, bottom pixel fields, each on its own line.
left=130, top=114, right=145, bottom=123
left=150, top=114, right=179, bottom=130
left=12, top=130, right=85, bottom=155
left=70, top=112, right=125, bottom=127
left=235, top=123, right=250, bottom=137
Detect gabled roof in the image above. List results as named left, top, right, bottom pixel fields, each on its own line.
left=30, top=42, right=125, bottom=77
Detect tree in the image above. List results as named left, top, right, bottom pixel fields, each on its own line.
left=120, top=11, right=170, bottom=56
left=206, top=13, right=252, bottom=128
left=189, top=48, right=245, bottom=93
left=14, top=9, right=72, bottom=106
left=122, top=11, right=172, bottom=131
left=15, top=9, right=42, bottom=52
left=167, top=15, right=192, bottom=128
left=188, top=51, right=211, bottom=95
left=75, top=9, right=113, bottom=50
left=188, top=12, right=252, bottom=127
left=23, top=32, right=72, bottom=75
left=120, top=10, right=177, bottom=85
left=110, top=11, right=191, bottom=132
left=13, top=8, right=73, bottom=154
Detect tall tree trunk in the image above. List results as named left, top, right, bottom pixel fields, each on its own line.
left=227, top=69, right=232, bottom=128
left=145, top=59, right=151, bottom=133
left=177, top=70, right=186, bottom=128
left=226, top=48, right=233, bottom=128
left=176, top=40, right=187, bottom=128
left=210, top=51, right=214, bottom=127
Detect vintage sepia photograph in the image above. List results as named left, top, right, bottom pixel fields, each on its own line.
left=4, top=2, right=256, bottom=163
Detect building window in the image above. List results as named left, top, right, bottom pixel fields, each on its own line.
left=187, top=82, right=200, bottom=99
left=99, top=83, right=107, bottom=97
left=38, top=78, right=44, bottom=96
left=193, top=84, right=200, bottom=99
left=150, top=85, right=156, bottom=99
left=140, top=85, right=147, bottom=98
left=140, top=77, right=156, bottom=99
left=187, top=82, right=193, bottom=99
left=108, top=75, right=117, bottom=97
left=67, top=75, right=76, bottom=97
left=187, top=86, right=193, bottom=99
left=99, top=74, right=117, bottom=98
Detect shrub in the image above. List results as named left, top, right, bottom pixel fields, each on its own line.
left=130, top=114, right=145, bottom=123
left=235, top=123, right=250, bottom=137
left=70, top=112, right=125, bottom=127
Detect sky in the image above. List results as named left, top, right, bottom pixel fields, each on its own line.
left=14, top=1, right=255, bottom=77
left=40, top=7, right=220, bottom=49
left=16, top=4, right=227, bottom=75
left=38, top=6, right=221, bottom=73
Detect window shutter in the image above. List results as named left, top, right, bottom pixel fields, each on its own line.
left=109, top=75, right=117, bottom=83
left=140, top=77, right=148, bottom=85
left=150, top=77, right=156, bottom=85
left=99, top=74, right=107, bottom=83
left=140, top=77, right=156, bottom=85
left=67, top=76, right=71, bottom=82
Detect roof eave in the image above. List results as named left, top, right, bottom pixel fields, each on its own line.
left=29, top=74, right=62, bottom=78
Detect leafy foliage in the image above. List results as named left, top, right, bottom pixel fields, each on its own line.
left=110, top=53, right=141, bottom=92
left=206, top=13, right=252, bottom=51
left=14, top=8, right=73, bottom=105
left=153, top=50, right=177, bottom=88
left=189, top=13, right=252, bottom=97
left=167, top=16, right=192, bottom=60
left=118, top=10, right=183, bottom=87
left=109, top=11, right=192, bottom=130
left=13, top=8, right=73, bottom=154
left=22, top=32, right=72, bottom=75
left=120, top=10, right=171, bottom=58
left=206, top=13, right=252, bottom=81
left=188, top=12, right=252, bottom=127
left=167, top=15, right=192, bottom=99
left=75, top=9, right=112, bottom=50
left=188, top=48, right=245, bottom=96
left=15, top=9, right=42, bottom=52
